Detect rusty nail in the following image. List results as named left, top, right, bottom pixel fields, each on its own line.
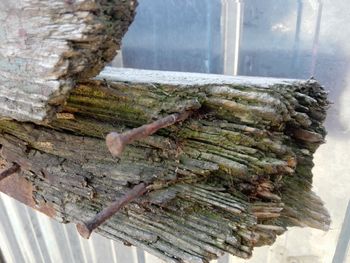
left=76, top=182, right=147, bottom=239
left=0, top=163, right=20, bottom=182
left=106, top=111, right=191, bottom=157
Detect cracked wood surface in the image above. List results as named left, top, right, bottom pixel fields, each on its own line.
left=0, top=68, right=330, bottom=262
left=0, top=0, right=136, bottom=122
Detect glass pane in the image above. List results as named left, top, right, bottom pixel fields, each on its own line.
left=239, top=0, right=322, bottom=79
left=121, top=0, right=223, bottom=73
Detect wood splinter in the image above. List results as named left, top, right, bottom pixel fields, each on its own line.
left=76, top=182, right=148, bottom=239
left=0, top=163, right=20, bottom=182
left=106, top=111, right=192, bottom=157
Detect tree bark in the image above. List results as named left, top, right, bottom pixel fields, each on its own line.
left=0, top=67, right=330, bottom=262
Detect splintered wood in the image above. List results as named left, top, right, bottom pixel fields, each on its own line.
left=0, top=0, right=330, bottom=262
left=0, top=66, right=330, bottom=262
left=0, top=0, right=136, bottom=122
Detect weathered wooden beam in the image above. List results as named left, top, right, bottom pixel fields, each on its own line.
left=0, top=1, right=330, bottom=261
left=0, top=67, right=330, bottom=262
left=0, top=0, right=136, bottom=122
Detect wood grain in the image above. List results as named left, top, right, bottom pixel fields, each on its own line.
left=0, top=68, right=330, bottom=262
left=0, top=0, right=136, bottom=122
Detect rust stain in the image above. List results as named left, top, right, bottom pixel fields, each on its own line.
left=0, top=159, right=56, bottom=218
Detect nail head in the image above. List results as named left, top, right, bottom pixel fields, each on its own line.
left=106, top=132, right=125, bottom=157
left=76, top=222, right=91, bottom=239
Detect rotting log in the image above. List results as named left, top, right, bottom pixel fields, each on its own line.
left=0, top=66, right=330, bottom=262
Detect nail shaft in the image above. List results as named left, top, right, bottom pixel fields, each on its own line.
left=106, top=111, right=191, bottom=157
left=0, top=163, right=20, bottom=182
left=76, top=182, right=147, bottom=239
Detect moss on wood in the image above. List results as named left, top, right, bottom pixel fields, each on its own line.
left=0, top=68, right=329, bottom=262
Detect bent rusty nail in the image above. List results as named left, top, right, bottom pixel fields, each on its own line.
left=106, top=111, right=191, bottom=157
left=76, top=182, right=147, bottom=239
left=0, top=163, right=20, bottom=182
